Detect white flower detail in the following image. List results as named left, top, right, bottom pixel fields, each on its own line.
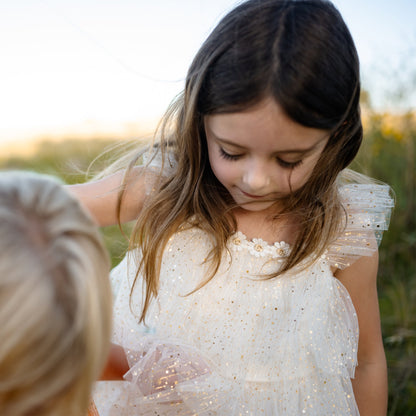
left=273, top=241, right=290, bottom=257
left=229, top=233, right=290, bottom=259
left=251, top=238, right=268, bottom=257
left=231, top=231, right=246, bottom=252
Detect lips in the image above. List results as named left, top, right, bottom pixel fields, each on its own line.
left=240, top=189, right=269, bottom=199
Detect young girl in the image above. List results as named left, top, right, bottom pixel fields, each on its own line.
left=70, top=0, right=394, bottom=415
left=0, top=172, right=112, bottom=416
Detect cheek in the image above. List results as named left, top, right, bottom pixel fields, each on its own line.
left=285, top=161, right=318, bottom=190
left=210, top=159, right=236, bottom=185
left=207, top=147, right=231, bottom=184
left=290, top=170, right=309, bottom=189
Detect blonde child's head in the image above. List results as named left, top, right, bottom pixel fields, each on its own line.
left=0, top=171, right=112, bottom=416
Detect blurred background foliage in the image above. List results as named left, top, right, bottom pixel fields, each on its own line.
left=1, top=138, right=135, bottom=268
left=1, top=89, right=415, bottom=415
left=354, top=92, right=416, bottom=415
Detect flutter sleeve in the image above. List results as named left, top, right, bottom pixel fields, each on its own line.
left=327, top=183, right=394, bottom=270
left=142, top=145, right=177, bottom=196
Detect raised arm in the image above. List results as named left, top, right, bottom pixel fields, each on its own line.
left=335, top=251, right=388, bottom=416
left=67, top=167, right=147, bottom=227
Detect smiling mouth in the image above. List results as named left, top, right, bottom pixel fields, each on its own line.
left=240, top=190, right=269, bottom=199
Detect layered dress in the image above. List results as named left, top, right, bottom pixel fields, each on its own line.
left=94, top=160, right=393, bottom=415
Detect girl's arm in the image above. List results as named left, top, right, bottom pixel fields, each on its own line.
left=335, top=251, right=388, bottom=416
left=100, top=343, right=129, bottom=380
left=67, top=167, right=147, bottom=227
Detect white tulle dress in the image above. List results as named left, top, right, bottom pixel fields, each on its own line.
left=93, top=177, right=393, bottom=416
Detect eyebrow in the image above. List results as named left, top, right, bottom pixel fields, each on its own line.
left=214, top=137, right=325, bottom=156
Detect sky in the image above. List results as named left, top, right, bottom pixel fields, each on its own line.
left=1, top=0, right=415, bottom=151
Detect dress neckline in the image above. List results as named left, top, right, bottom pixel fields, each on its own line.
left=229, top=231, right=290, bottom=259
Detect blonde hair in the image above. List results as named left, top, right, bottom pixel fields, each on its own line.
left=0, top=171, right=112, bottom=416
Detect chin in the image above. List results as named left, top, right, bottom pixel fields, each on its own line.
left=237, top=200, right=277, bottom=212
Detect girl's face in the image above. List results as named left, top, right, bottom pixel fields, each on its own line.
left=204, top=98, right=329, bottom=212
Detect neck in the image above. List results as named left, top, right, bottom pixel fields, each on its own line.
left=233, top=207, right=299, bottom=245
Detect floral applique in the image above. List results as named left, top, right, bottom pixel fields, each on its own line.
left=229, top=231, right=290, bottom=258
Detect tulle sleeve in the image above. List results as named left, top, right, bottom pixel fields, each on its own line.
left=142, top=146, right=177, bottom=196
left=327, top=183, right=394, bottom=270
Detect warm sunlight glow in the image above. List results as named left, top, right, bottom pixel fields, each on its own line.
left=1, top=0, right=415, bottom=154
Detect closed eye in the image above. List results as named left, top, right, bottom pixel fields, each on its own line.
left=276, top=158, right=303, bottom=169
left=219, top=147, right=242, bottom=161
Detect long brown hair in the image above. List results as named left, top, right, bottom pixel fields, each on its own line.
left=123, top=0, right=363, bottom=322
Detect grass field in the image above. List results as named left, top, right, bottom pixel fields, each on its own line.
left=2, top=109, right=415, bottom=414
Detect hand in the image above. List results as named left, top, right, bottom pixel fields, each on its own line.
left=100, top=343, right=129, bottom=381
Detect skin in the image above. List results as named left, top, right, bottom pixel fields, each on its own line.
left=204, top=97, right=329, bottom=244
left=68, top=167, right=146, bottom=227
left=100, top=343, right=129, bottom=380
left=205, top=98, right=328, bottom=210
left=336, top=253, right=388, bottom=416
left=69, top=97, right=387, bottom=415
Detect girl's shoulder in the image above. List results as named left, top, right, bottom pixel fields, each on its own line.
left=142, top=143, right=178, bottom=194
left=326, top=172, right=394, bottom=270
left=143, top=144, right=177, bottom=172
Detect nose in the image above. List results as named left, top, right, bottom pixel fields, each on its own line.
left=242, top=159, right=271, bottom=193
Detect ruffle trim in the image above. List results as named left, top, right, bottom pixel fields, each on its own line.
left=141, top=148, right=394, bottom=270
left=327, top=183, right=394, bottom=269
left=142, top=146, right=177, bottom=196
left=106, top=332, right=358, bottom=415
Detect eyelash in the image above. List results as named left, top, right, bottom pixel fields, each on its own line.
left=219, top=148, right=240, bottom=161
left=277, top=159, right=303, bottom=169
left=219, top=148, right=303, bottom=169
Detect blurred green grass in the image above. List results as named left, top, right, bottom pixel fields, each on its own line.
left=2, top=138, right=132, bottom=268
left=2, top=107, right=415, bottom=414
left=351, top=107, right=416, bottom=415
